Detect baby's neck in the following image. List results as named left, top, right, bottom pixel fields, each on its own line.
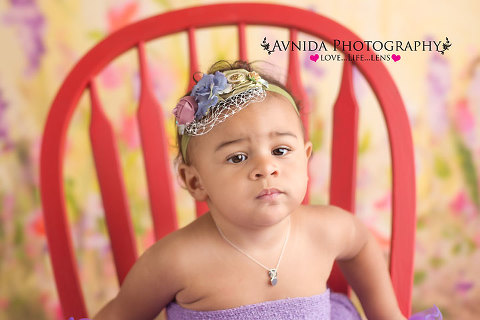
left=206, top=210, right=295, bottom=255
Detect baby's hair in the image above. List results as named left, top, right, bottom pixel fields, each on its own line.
left=174, top=59, right=304, bottom=167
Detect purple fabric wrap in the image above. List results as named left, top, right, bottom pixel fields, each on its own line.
left=408, top=305, right=443, bottom=319
left=165, top=288, right=363, bottom=320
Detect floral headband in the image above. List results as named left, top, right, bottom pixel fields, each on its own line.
left=173, top=68, right=299, bottom=163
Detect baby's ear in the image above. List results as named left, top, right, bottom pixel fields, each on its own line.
left=304, top=140, right=313, bottom=160
left=177, top=163, right=208, bottom=201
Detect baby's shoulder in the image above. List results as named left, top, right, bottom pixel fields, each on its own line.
left=147, top=218, right=204, bottom=262
left=147, top=213, right=213, bottom=267
left=298, top=204, right=365, bottom=260
left=108, top=220, right=205, bottom=314
left=298, top=204, right=354, bottom=231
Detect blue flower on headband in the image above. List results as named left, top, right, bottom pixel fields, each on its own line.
left=190, top=71, right=228, bottom=119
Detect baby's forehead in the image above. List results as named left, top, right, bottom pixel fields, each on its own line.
left=265, top=90, right=294, bottom=105
left=241, top=91, right=300, bottom=122
left=213, top=96, right=302, bottom=136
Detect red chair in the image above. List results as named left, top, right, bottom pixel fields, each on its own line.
left=40, top=3, right=415, bottom=319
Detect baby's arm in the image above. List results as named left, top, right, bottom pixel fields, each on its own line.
left=328, top=206, right=407, bottom=320
left=92, top=233, right=186, bottom=320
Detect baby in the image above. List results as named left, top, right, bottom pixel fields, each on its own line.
left=92, top=60, right=437, bottom=320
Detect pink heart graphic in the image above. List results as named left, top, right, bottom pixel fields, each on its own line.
left=392, top=54, right=401, bottom=62
left=310, top=54, right=319, bottom=62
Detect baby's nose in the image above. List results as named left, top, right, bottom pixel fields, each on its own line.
left=249, top=157, right=279, bottom=179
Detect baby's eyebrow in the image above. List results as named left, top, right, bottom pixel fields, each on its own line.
left=214, top=131, right=297, bottom=152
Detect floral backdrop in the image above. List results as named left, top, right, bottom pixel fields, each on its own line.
left=0, top=0, right=479, bottom=319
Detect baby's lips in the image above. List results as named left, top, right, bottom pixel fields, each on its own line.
left=256, top=188, right=283, bottom=198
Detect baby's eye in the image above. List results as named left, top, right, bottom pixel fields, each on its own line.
left=272, top=147, right=291, bottom=156
left=227, top=154, right=248, bottom=164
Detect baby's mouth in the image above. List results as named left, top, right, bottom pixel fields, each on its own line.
left=256, top=188, right=283, bottom=199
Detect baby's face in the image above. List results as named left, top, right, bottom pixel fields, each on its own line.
left=185, top=93, right=312, bottom=227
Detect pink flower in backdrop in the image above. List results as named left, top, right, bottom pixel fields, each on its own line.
left=100, top=64, right=127, bottom=89
left=467, top=62, right=480, bottom=114
left=27, top=207, right=45, bottom=237
left=0, top=297, right=9, bottom=310
left=356, top=166, right=371, bottom=189
left=449, top=190, right=478, bottom=221
left=53, top=301, right=63, bottom=320
left=107, top=1, right=138, bottom=33
left=368, top=227, right=390, bottom=251
left=455, top=280, right=474, bottom=294
left=0, top=88, right=14, bottom=152
left=373, top=192, right=391, bottom=211
left=454, top=99, right=476, bottom=149
left=120, top=113, right=140, bottom=149
left=426, top=52, right=451, bottom=137
left=473, top=231, right=480, bottom=248
left=142, top=228, right=155, bottom=248
left=31, top=137, right=41, bottom=185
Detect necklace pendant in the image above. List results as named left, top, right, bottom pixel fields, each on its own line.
left=268, top=269, right=278, bottom=286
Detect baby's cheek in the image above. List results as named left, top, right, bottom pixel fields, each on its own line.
left=285, top=159, right=306, bottom=175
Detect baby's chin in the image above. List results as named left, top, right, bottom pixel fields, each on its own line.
left=251, top=203, right=299, bottom=219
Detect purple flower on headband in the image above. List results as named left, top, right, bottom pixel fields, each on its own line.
left=191, top=71, right=228, bottom=119
left=173, top=96, right=197, bottom=125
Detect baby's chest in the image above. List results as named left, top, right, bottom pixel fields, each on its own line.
left=174, top=227, right=335, bottom=311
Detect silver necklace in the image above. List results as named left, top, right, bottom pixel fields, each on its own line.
left=213, top=217, right=291, bottom=286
